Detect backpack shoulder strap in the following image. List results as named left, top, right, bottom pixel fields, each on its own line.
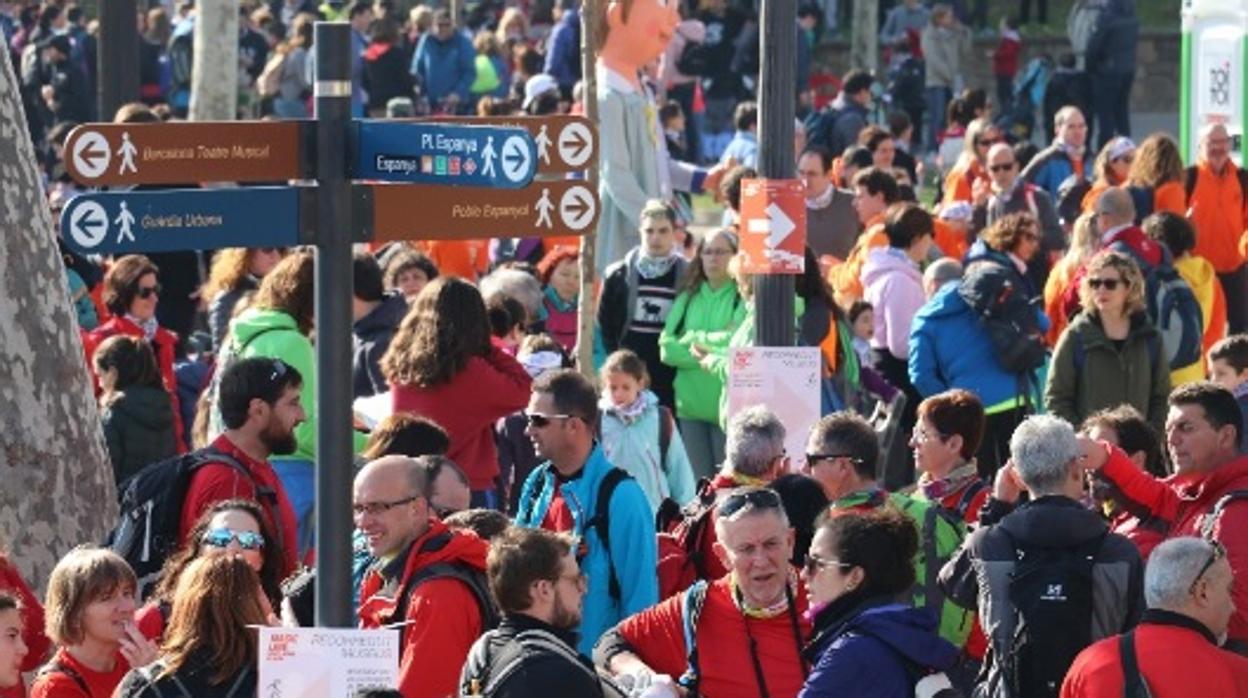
left=588, top=468, right=633, bottom=601
left=953, top=480, right=988, bottom=520
left=658, top=406, right=674, bottom=468
left=1185, top=165, right=1198, bottom=201
left=37, top=659, right=90, bottom=695
left=1200, top=489, right=1248, bottom=539
left=677, top=580, right=711, bottom=693
left=1119, top=629, right=1153, bottom=698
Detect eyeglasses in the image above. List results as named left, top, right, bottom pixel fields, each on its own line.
left=912, top=426, right=948, bottom=444
left=1112, top=155, right=1134, bottom=164
left=525, top=412, right=575, bottom=428
left=988, top=161, right=1016, bottom=173
left=701, top=248, right=735, bottom=257
left=718, top=488, right=783, bottom=519
left=556, top=571, right=588, bottom=591
left=352, top=495, right=419, bottom=517
left=136, top=284, right=162, bottom=299
left=202, top=528, right=265, bottom=551
left=805, top=453, right=862, bottom=466
left=1088, top=277, right=1121, bottom=291
left=977, top=137, right=1002, bottom=147
left=1189, top=540, right=1227, bottom=594
left=803, top=552, right=851, bottom=577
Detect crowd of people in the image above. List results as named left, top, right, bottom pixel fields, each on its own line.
left=6, top=0, right=1248, bottom=696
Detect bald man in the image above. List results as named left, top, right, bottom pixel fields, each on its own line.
left=1059, top=187, right=1165, bottom=318
left=973, top=142, right=1064, bottom=291
left=1188, top=123, right=1248, bottom=334
left=355, top=456, right=493, bottom=698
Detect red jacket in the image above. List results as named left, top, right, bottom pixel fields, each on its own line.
left=0, top=557, right=51, bottom=698
left=28, top=648, right=129, bottom=698
left=614, top=576, right=811, bottom=697
left=390, top=341, right=532, bottom=491
left=85, top=316, right=186, bottom=453
left=993, top=35, right=1021, bottom=77
left=357, top=519, right=489, bottom=698
left=177, top=434, right=300, bottom=577
left=1099, top=446, right=1248, bottom=644
left=1061, top=609, right=1248, bottom=697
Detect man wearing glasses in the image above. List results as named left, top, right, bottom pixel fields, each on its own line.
left=1187, top=123, right=1248, bottom=334
left=974, top=143, right=1063, bottom=285
left=513, top=370, right=658, bottom=655
left=1062, top=537, right=1248, bottom=696
left=1020, top=105, right=1091, bottom=199
left=355, top=455, right=492, bottom=698
left=594, top=486, right=811, bottom=697
left=1083, top=382, right=1248, bottom=654
left=1059, top=186, right=1165, bottom=319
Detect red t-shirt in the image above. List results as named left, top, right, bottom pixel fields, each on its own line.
left=177, top=434, right=300, bottom=576
left=28, top=648, right=129, bottom=698
left=541, top=485, right=576, bottom=533
left=616, top=577, right=811, bottom=697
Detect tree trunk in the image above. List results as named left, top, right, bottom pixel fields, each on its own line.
left=850, top=0, right=879, bottom=73
left=189, top=0, right=239, bottom=121
left=575, top=0, right=601, bottom=378
left=0, top=40, right=117, bottom=591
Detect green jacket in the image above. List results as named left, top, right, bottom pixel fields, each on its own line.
left=224, top=307, right=368, bottom=463
left=1045, top=311, right=1170, bottom=433
left=658, top=281, right=746, bottom=424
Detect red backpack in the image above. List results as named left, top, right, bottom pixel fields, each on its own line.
left=655, top=480, right=724, bottom=600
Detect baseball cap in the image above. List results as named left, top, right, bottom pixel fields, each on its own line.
left=523, top=74, right=559, bottom=110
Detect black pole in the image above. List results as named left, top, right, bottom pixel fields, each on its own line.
left=313, top=22, right=354, bottom=628
left=97, top=0, right=139, bottom=122
left=753, top=0, right=796, bottom=346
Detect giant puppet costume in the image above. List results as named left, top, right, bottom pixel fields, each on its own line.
left=596, top=0, right=726, bottom=273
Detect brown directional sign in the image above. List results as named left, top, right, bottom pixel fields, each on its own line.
left=63, top=121, right=311, bottom=186
left=357, top=179, right=599, bottom=241
left=411, top=115, right=596, bottom=174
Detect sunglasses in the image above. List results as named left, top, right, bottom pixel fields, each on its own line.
left=805, top=452, right=862, bottom=466
left=1190, top=540, right=1227, bottom=594
left=977, top=137, right=1002, bottom=147
left=718, top=488, right=782, bottom=519
left=136, top=284, right=161, bottom=299
left=270, top=360, right=287, bottom=383
left=1113, top=155, right=1134, bottom=164
left=803, top=552, right=851, bottom=578
left=1088, top=277, right=1121, bottom=291
left=202, top=528, right=265, bottom=551
left=525, top=411, right=575, bottom=428
left=988, top=162, right=1016, bottom=173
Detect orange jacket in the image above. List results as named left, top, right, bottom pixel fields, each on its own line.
left=828, top=216, right=887, bottom=307
left=942, top=159, right=986, bottom=206
left=1043, top=256, right=1080, bottom=346
left=1153, top=180, right=1186, bottom=216
left=415, top=239, right=489, bottom=282
left=933, top=219, right=969, bottom=260
left=1187, top=161, right=1248, bottom=272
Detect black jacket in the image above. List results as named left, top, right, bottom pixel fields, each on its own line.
left=459, top=614, right=610, bottom=697
left=352, top=291, right=409, bottom=398
left=1087, top=0, right=1139, bottom=75
left=116, top=653, right=256, bottom=698
left=101, top=386, right=178, bottom=486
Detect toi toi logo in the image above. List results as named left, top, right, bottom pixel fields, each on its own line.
left=1209, top=60, right=1231, bottom=107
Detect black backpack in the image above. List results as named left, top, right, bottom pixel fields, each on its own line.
left=392, top=530, right=500, bottom=647
left=106, top=446, right=270, bottom=599
left=1001, top=530, right=1106, bottom=698
left=803, top=104, right=847, bottom=153
left=168, top=31, right=193, bottom=92
left=957, top=260, right=1048, bottom=375
left=675, top=34, right=714, bottom=77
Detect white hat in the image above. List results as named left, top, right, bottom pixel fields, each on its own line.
left=939, top=201, right=974, bottom=222
left=1106, top=136, right=1136, bottom=162
left=523, top=74, right=559, bottom=110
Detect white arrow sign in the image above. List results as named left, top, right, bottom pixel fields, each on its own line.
left=746, top=203, right=796, bottom=248
left=68, top=200, right=109, bottom=249
left=559, top=184, right=597, bottom=231
left=500, top=134, right=532, bottom=183
left=557, top=122, right=593, bottom=169
left=72, top=131, right=111, bottom=180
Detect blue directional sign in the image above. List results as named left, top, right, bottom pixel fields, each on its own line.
left=352, top=121, right=537, bottom=189
left=59, top=187, right=307, bottom=255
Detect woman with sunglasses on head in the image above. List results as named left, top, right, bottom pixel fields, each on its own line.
left=1046, top=250, right=1171, bottom=434
left=116, top=556, right=267, bottom=697
left=201, top=247, right=286, bottom=353
left=800, top=508, right=959, bottom=698
left=133, top=499, right=282, bottom=643
left=86, top=255, right=186, bottom=455
left=30, top=548, right=158, bottom=698
left=942, top=117, right=1002, bottom=207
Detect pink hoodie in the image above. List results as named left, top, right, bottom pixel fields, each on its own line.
left=862, top=246, right=926, bottom=360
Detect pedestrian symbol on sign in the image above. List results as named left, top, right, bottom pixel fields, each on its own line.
left=535, top=188, right=554, bottom=228
left=481, top=136, right=497, bottom=179
left=535, top=125, right=552, bottom=165
left=115, top=202, right=136, bottom=243
left=118, top=132, right=138, bottom=175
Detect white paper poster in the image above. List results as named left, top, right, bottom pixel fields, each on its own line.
left=258, top=626, right=400, bottom=697
left=726, top=346, right=821, bottom=470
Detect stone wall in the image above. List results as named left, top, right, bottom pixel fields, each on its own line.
left=812, top=32, right=1181, bottom=113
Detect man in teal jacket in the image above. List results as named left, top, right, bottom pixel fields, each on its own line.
left=514, top=369, right=659, bottom=654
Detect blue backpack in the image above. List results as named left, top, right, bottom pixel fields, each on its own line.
left=1107, top=241, right=1203, bottom=370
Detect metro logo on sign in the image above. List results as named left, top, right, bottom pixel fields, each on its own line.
left=353, top=121, right=536, bottom=188
left=410, top=115, right=597, bottom=173
left=739, top=178, right=806, bottom=274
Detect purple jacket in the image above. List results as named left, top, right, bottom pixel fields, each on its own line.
left=862, top=247, right=925, bottom=361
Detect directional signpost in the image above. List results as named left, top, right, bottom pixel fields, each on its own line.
left=739, top=178, right=806, bottom=274
left=352, top=121, right=537, bottom=188
left=411, top=115, right=597, bottom=173
left=64, top=121, right=311, bottom=185
left=59, top=187, right=311, bottom=255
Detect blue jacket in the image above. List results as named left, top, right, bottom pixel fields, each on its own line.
left=410, top=31, right=475, bottom=103
left=599, top=390, right=697, bottom=514
left=544, top=8, right=581, bottom=91
left=514, top=444, right=659, bottom=655
left=800, top=602, right=958, bottom=698
left=910, top=281, right=1043, bottom=409
left=1020, top=142, right=1089, bottom=200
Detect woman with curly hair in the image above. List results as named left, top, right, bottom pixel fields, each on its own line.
left=535, top=246, right=580, bottom=353
left=201, top=247, right=285, bottom=352
left=133, top=499, right=283, bottom=642
left=381, top=247, right=439, bottom=302
left=116, top=556, right=267, bottom=697
left=1080, top=136, right=1135, bottom=214
left=383, top=277, right=532, bottom=508
left=1124, top=132, right=1187, bottom=219
left=1046, top=250, right=1170, bottom=432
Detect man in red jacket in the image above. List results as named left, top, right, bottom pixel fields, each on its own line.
left=1084, top=382, right=1248, bottom=653
left=1061, top=536, right=1248, bottom=696
left=1062, top=186, right=1165, bottom=318
left=355, top=455, right=492, bottom=698
left=179, top=357, right=304, bottom=576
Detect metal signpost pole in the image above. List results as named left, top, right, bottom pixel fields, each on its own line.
left=97, top=0, right=139, bottom=123
left=313, top=21, right=354, bottom=628
left=753, top=0, right=797, bottom=346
